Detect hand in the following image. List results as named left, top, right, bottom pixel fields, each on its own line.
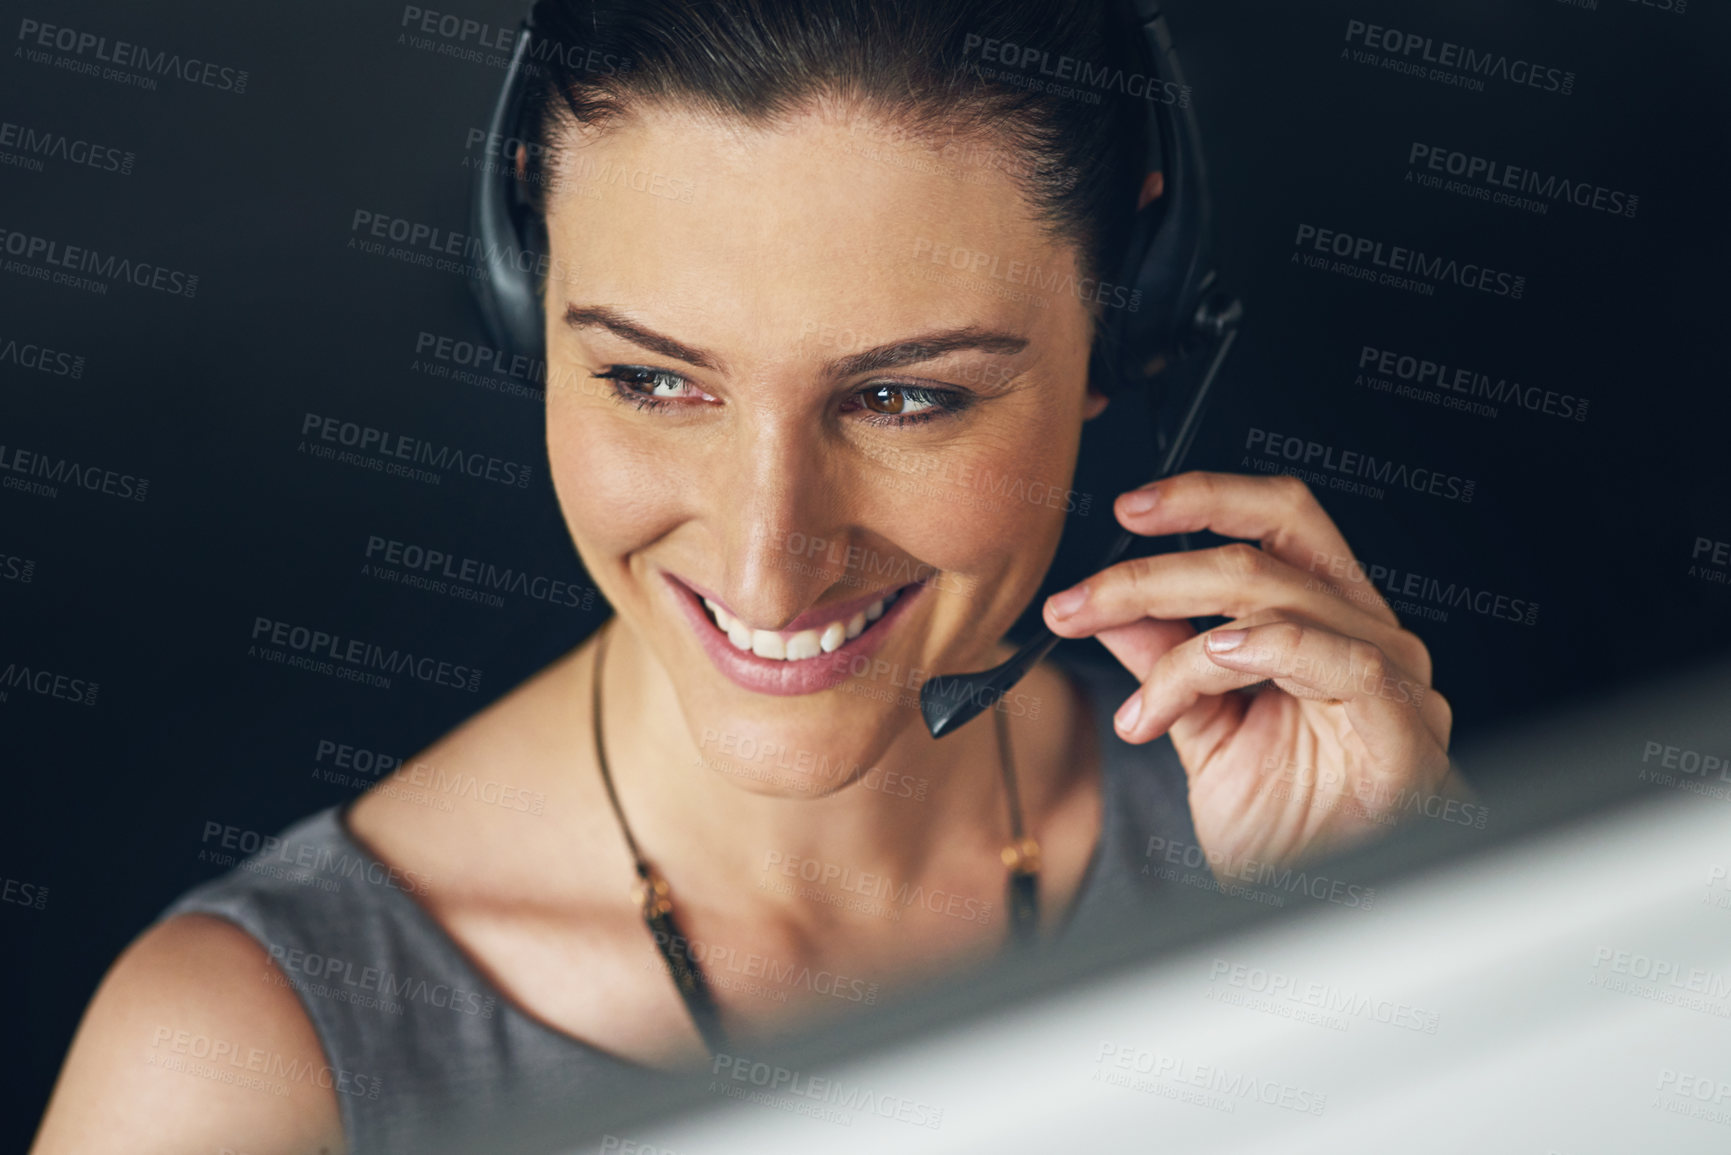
left=1042, top=471, right=1458, bottom=872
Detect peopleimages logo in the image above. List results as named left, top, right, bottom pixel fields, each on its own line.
left=1342, top=19, right=1575, bottom=95
left=1093, top=1044, right=1329, bottom=1115
left=0, top=333, right=85, bottom=379
left=1357, top=344, right=1588, bottom=423
left=1589, top=946, right=1731, bottom=1003
left=1407, top=143, right=1637, bottom=219
left=410, top=328, right=551, bottom=405
left=0, top=226, right=198, bottom=297
left=912, top=236, right=1140, bottom=312
left=200, top=820, right=432, bottom=895
left=414, top=330, right=544, bottom=386
left=1207, top=958, right=1443, bottom=1034
left=1144, top=836, right=1377, bottom=910
left=249, top=616, right=483, bottom=693
left=16, top=18, right=250, bottom=93
left=0, top=661, right=99, bottom=706
left=652, top=932, right=880, bottom=1007
left=1621, top=0, right=1687, bottom=16
left=397, top=5, right=630, bottom=76
left=299, top=413, right=533, bottom=489
left=762, top=850, right=992, bottom=924
left=959, top=33, right=1192, bottom=108
left=1244, top=428, right=1475, bottom=504
left=1, top=875, right=48, bottom=910
left=710, top=1053, right=943, bottom=1129
left=0, top=119, right=135, bottom=175
left=149, top=1028, right=383, bottom=1101
left=1293, top=223, right=1525, bottom=299
left=0, top=443, right=148, bottom=502
left=363, top=534, right=596, bottom=611
left=267, top=942, right=497, bottom=1018
left=1308, top=550, right=1539, bottom=628
left=348, top=209, right=578, bottom=286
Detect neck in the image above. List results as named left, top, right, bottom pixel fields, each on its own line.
left=588, top=618, right=1061, bottom=926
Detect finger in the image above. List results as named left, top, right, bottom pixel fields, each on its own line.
left=1090, top=618, right=1196, bottom=682
left=1110, top=628, right=1268, bottom=747
left=1197, top=621, right=1451, bottom=755
left=1044, top=543, right=1430, bottom=682
left=1111, top=619, right=1446, bottom=758
left=1113, top=472, right=1399, bottom=628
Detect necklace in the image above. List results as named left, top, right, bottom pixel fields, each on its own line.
left=589, top=619, right=1042, bottom=1054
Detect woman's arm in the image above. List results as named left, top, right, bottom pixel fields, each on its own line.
left=30, top=914, right=346, bottom=1155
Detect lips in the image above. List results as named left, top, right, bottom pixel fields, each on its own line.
left=661, top=571, right=926, bottom=696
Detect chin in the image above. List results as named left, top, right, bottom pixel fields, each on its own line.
left=681, top=694, right=912, bottom=800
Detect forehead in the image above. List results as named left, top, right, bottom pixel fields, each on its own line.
left=541, top=103, right=1084, bottom=355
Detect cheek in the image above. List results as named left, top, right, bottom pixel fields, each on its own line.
left=852, top=422, right=1076, bottom=588
left=546, top=391, right=686, bottom=564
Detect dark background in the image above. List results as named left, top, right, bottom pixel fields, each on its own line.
left=4, top=0, right=1728, bottom=1146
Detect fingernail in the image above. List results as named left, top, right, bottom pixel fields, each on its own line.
left=1048, top=585, right=1089, bottom=619
left=1120, top=486, right=1161, bottom=516
left=1206, top=628, right=1247, bottom=653
left=1115, top=693, right=1142, bottom=732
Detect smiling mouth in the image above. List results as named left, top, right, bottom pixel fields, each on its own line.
left=697, top=587, right=910, bottom=661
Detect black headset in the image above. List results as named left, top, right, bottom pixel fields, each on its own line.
left=468, top=0, right=1240, bottom=412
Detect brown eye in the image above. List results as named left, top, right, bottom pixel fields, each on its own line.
left=862, top=386, right=907, bottom=415
left=846, top=383, right=957, bottom=424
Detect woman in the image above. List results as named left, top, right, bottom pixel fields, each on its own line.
left=31, top=1, right=1459, bottom=1152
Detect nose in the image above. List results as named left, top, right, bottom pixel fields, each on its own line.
left=710, top=409, right=844, bottom=631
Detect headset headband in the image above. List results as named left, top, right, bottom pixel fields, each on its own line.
left=472, top=27, right=544, bottom=358
left=468, top=1, right=1237, bottom=393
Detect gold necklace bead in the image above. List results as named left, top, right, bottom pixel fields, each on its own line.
left=1001, top=836, right=1042, bottom=874
left=631, top=869, right=673, bottom=916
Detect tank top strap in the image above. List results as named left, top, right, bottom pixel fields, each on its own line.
left=155, top=805, right=663, bottom=1154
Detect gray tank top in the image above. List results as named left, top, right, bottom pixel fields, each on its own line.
left=157, top=653, right=1197, bottom=1155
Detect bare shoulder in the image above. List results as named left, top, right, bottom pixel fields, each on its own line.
left=346, top=637, right=616, bottom=894
left=32, top=913, right=345, bottom=1155
left=337, top=633, right=694, bottom=1063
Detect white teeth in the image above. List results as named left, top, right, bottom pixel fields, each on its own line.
left=700, top=587, right=909, bottom=661
left=710, top=601, right=738, bottom=633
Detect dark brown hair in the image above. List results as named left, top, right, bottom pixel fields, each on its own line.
left=522, top=0, right=1146, bottom=294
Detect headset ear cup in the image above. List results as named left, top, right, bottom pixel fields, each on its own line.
left=525, top=194, right=551, bottom=341
left=1091, top=5, right=1190, bottom=398
left=470, top=22, right=548, bottom=360
left=1091, top=159, right=1170, bottom=400
left=1086, top=341, right=1120, bottom=401
left=1113, top=5, right=1218, bottom=384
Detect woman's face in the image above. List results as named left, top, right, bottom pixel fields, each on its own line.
left=542, top=102, right=1104, bottom=794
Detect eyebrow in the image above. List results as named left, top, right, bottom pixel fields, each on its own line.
left=565, top=305, right=722, bottom=371
left=825, top=327, right=1028, bottom=378
left=564, top=304, right=1028, bottom=380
